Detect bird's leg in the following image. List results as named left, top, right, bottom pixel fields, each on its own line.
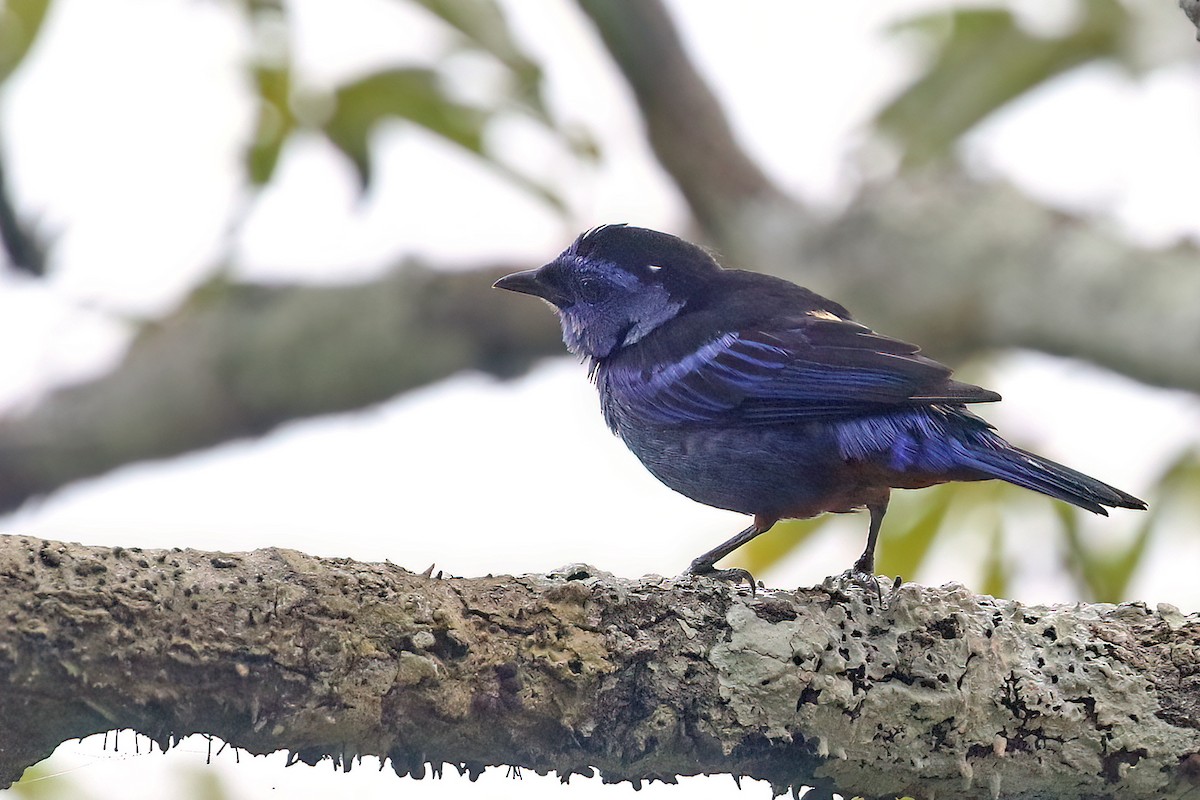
left=682, top=516, right=776, bottom=591
left=845, top=495, right=890, bottom=604
left=852, top=496, right=889, bottom=577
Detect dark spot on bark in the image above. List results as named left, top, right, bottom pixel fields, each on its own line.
left=565, top=569, right=591, bottom=581
left=966, top=743, right=991, bottom=760
left=846, top=665, right=868, bottom=695
left=930, top=717, right=956, bottom=748
left=38, top=548, right=62, bottom=567
left=796, top=686, right=821, bottom=710
left=430, top=630, right=470, bottom=661
left=1068, top=695, right=1098, bottom=725
left=929, top=616, right=962, bottom=640
left=568, top=658, right=583, bottom=674
left=211, top=556, right=239, bottom=569
left=751, top=600, right=797, bottom=623
left=1101, top=747, right=1147, bottom=783
left=74, top=559, right=106, bottom=576
left=1042, top=625, right=1057, bottom=641
left=1180, top=752, right=1200, bottom=785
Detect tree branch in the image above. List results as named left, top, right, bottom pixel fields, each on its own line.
left=574, top=0, right=791, bottom=239
left=0, top=146, right=44, bottom=276
left=1, top=534, right=1198, bottom=798
left=1181, top=0, right=1200, bottom=40
left=0, top=263, right=561, bottom=513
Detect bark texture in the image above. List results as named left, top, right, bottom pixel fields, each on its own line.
left=1, top=534, right=1198, bottom=799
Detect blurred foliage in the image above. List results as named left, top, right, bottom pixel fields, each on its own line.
left=0, top=0, right=52, bottom=276
left=735, top=517, right=827, bottom=579
left=236, top=0, right=585, bottom=203
left=7, top=760, right=95, bottom=800
left=0, top=0, right=51, bottom=85
left=0, top=0, right=587, bottom=273
left=879, top=0, right=1132, bottom=167
left=413, top=0, right=546, bottom=114
left=9, top=736, right=237, bottom=799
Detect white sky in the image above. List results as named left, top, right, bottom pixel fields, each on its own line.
left=1, top=0, right=1199, bottom=797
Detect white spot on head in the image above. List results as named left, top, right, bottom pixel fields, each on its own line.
left=647, top=264, right=663, bottom=273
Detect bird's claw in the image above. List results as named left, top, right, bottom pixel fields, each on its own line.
left=831, top=569, right=900, bottom=607
left=682, top=564, right=758, bottom=594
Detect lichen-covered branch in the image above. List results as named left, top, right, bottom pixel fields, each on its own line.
left=1, top=535, right=1197, bottom=798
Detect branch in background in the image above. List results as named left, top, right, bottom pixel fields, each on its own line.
left=3, top=192, right=1199, bottom=515
left=0, top=263, right=561, bottom=513
left=1182, top=0, right=1200, bottom=40
left=0, top=152, right=44, bottom=276
left=793, top=171, right=1200, bottom=384
left=575, top=0, right=791, bottom=240
left=1, top=535, right=1197, bottom=798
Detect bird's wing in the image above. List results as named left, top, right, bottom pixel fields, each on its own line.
left=600, top=315, right=999, bottom=426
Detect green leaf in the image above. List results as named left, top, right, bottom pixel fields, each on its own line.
left=1055, top=501, right=1153, bottom=604
left=878, top=1, right=1129, bottom=168
left=247, top=63, right=294, bottom=185
left=1156, top=447, right=1200, bottom=495
left=323, top=67, right=488, bottom=188
left=322, top=66, right=565, bottom=208
left=875, top=483, right=956, bottom=581
left=731, top=517, right=831, bottom=579
left=0, top=0, right=53, bottom=85
left=411, top=0, right=546, bottom=116
left=979, top=523, right=1010, bottom=598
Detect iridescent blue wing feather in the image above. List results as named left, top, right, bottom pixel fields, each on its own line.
left=598, top=315, right=999, bottom=427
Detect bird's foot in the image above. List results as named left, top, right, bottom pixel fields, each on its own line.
left=830, top=567, right=900, bottom=607
left=681, top=561, right=758, bottom=594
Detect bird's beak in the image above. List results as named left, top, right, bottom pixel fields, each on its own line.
left=494, top=267, right=568, bottom=307
left=493, top=268, right=544, bottom=296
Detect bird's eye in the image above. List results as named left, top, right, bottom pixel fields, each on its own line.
left=577, top=276, right=608, bottom=303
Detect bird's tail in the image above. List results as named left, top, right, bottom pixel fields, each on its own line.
left=964, top=442, right=1146, bottom=515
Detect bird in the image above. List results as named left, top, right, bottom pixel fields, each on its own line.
left=494, top=224, right=1146, bottom=589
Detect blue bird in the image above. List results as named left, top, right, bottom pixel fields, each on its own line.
left=495, top=225, right=1146, bottom=588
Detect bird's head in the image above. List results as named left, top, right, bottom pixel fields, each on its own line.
left=494, top=224, right=721, bottom=358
